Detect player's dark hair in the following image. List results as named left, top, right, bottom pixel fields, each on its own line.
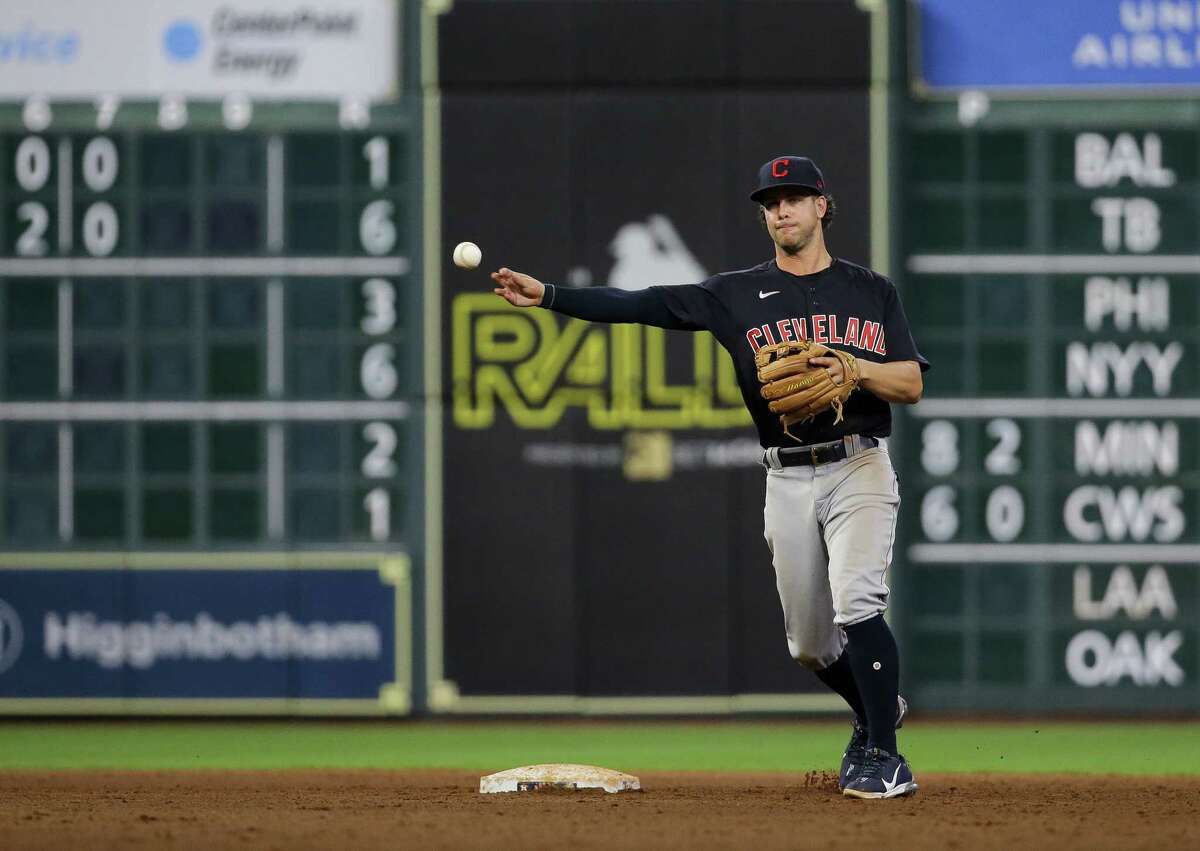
left=757, top=193, right=836, bottom=231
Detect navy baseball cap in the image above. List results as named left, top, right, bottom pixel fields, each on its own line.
left=749, top=156, right=826, bottom=203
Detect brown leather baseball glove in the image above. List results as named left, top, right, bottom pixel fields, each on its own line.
left=755, top=340, right=861, bottom=441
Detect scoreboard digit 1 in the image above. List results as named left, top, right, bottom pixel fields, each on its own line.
left=0, top=94, right=420, bottom=551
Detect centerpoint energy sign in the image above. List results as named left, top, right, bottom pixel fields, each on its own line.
left=0, top=0, right=398, bottom=99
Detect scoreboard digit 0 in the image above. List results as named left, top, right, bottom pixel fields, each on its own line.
left=0, top=97, right=421, bottom=550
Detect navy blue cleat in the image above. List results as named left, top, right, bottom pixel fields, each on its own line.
left=839, top=695, right=907, bottom=790
left=842, top=747, right=918, bottom=799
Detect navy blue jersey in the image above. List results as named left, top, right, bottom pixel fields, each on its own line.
left=543, top=257, right=931, bottom=448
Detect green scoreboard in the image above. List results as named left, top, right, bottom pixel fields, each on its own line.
left=0, top=97, right=421, bottom=550
left=895, top=94, right=1200, bottom=711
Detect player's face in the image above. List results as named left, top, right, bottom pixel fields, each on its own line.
left=760, top=190, right=825, bottom=256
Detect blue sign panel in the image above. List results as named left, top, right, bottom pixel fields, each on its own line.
left=918, top=0, right=1200, bottom=90
left=0, top=568, right=398, bottom=703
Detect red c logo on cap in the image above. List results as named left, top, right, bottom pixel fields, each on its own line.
left=771, top=158, right=790, bottom=178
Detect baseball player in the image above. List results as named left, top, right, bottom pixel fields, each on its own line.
left=491, top=156, right=929, bottom=799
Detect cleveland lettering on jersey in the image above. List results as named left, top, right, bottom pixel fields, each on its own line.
left=745, top=315, right=886, bottom=354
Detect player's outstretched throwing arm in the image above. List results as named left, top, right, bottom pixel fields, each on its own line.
left=491, top=267, right=711, bottom=331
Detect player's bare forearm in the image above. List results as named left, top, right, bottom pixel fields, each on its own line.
left=859, top=360, right=923, bottom=405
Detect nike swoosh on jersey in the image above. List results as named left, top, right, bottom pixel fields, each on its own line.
left=758, top=290, right=781, bottom=299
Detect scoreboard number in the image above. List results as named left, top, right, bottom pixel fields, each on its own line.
left=81, top=201, right=118, bottom=257
left=360, top=278, right=397, bottom=334
left=363, top=136, right=390, bottom=189
left=359, top=200, right=397, bottom=255
left=15, top=137, right=51, bottom=191
left=360, top=343, right=398, bottom=400
left=920, top=419, right=959, bottom=476
left=16, top=201, right=49, bottom=256
left=22, top=96, right=51, bottom=132
left=985, top=485, right=1024, bottom=542
left=222, top=94, right=252, bottom=131
left=920, top=484, right=958, bottom=542
left=363, top=488, right=390, bottom=541
left=983, top=418, right=1021, bottom=475
left=158, top=94, right=188, bottom=131
left=81, top=137, right=119, bottom=191
left=95, top=95, right=120, bottom=131
left=362, top=422, right=399, bottom=478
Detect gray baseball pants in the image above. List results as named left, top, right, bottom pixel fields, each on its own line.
left=762, top=437, right=900, bottom=671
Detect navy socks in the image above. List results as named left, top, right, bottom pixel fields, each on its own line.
left=843, top=613, right=900, bottom=754
left=815, top=649, right=867, bottom=724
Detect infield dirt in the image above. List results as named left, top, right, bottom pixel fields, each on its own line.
left=2, top=770, right=1196, bottom=850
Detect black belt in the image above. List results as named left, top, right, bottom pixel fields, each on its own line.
left=766, top=436, right=878, bottom=468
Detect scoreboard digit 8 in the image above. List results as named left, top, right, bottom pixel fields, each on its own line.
left=0, top=94, right=420, bottom=550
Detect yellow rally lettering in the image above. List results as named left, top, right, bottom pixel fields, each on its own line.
left=452, top=294, right=749, bottom=430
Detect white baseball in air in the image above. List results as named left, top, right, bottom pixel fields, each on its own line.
left=452, top=241, right=482, bottom=269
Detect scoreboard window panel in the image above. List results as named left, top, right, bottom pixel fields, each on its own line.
left=911, top=565, right=965, bottom=617
left=910, top=629, right=965, bottom=684
left=909, top=198, right=964, bottom=251
left=909, top=130, right=965, bottom=182
left=6, top=279, right=55, bottom=329
left=209, top=488, right=260, bottom=540
left=979, top=565, right=1031, bottom=618
left=289, top=342, right=342, bottom=398
left=287, top=200, right=342, bottom=253
left=7, top=423, right=56, bottom=475
left=6, top=487, right=56, bottom=542
left=209, top=424, right=261, bottom=474
left=140, top=279, right=194, bottom=328
left=142, top=488, right=192, bottom=541
left=140, top=136, right=192, bottom=187
left=141, top=423, right=192, bottom=474
left=976, top=199, right=1027, bottom=249
left=203, top=135, right=264, bottom=187
left=5, top=342, right=56, bottom=398
left=75, top=487, right=126, bottom=541
left=978, top=132, right=1028, bottom=184
left=75, top=278, right=126, bottom=329
left=977, top=341, right=1027, bottom=395
left=288, top=422, right=341, bottom=472
left=290, top=488, right=343, bottom=540
left=286, top=134, right=342, bottom=187
left=75, top=423, right=125, bottom=474
left=287, top=277, right=346, bottom=329
left=140, top=343, right=195, bottom=397
left=207, top=344, right=262, bottom=397
left=906, top=275, right=965, bottom=328
left=208, top=278, right=263, bottom=328
left=978, top=631, right=1027, bottom=685
left=976, top=276, right=1030, bottom=326
left=140, top=201, right=193, bottom=254
left=73, top=343, right=126, bottom=397
left=206, top=200, right=261, bottom=254
left=916, top=341, right=966, bottom=396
